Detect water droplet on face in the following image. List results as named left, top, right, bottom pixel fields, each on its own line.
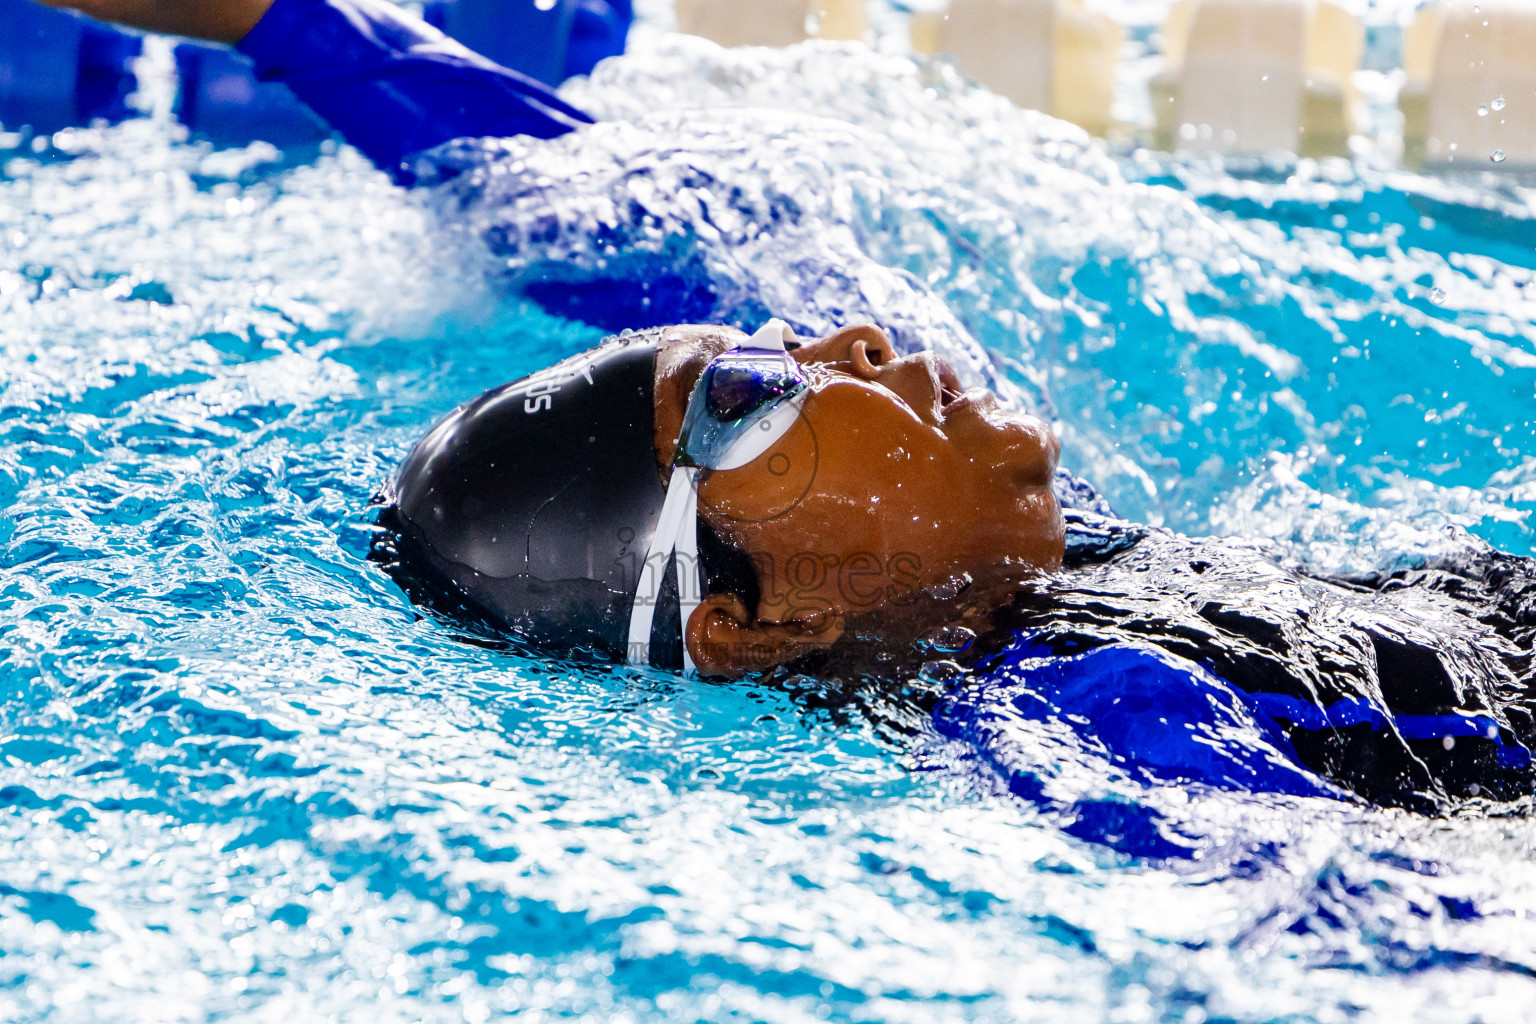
left=918, top=659, right=964, bottom=682
left=920, top=625, right=977, bottom=654
left=1492, top=150, right=1507, bottom=163
left=1429, top=287, right=1447, bottom=305
left=1492, top=96, right=1506, bottom=111
left=1478, top=105, right=1489, bottom=117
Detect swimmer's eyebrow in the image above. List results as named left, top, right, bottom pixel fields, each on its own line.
left=663, top=333, right=731, bottom=405
left=674, top=348, right=712, bottom=396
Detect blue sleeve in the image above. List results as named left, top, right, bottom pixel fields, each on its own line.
left=564, top=0, right=633, bottom=79
left=235, top=0, right=594, bottom=183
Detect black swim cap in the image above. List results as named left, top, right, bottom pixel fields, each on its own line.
left=372, top=335, right=692, bottom=665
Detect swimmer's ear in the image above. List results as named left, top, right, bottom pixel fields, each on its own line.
left=686, top=594, right=845, bottom=677
left=790, top=324, right=895, bottom=379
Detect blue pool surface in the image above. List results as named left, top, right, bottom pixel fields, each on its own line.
left=2, top=37, right=1535, bottom=1023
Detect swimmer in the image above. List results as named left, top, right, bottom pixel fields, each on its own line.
left=369, top=313, right=1536, bottom=810
left=370, top=314, right=1536, bottom=815
left=34, top=0, right=1536, bottom=811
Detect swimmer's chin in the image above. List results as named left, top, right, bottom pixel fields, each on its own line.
left=954, top=396, right=1061, bottom=489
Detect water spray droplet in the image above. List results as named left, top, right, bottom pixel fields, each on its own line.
left=1429, top=287, right=1447, bottom=305
left=1492, top=96, right=1506, bottom=111
left=1492, top=149, right=1507, bottom=163
left=920, top=625, right=977, bottom=655
left=1478, top=105, right=1489, bottom=116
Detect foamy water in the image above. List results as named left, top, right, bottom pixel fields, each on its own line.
left=0, top=37, right=1533, bottom=1024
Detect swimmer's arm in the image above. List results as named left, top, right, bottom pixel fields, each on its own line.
left=27, top=0, right=594, bottom=183
left=28, top=0, right=272, bottom=44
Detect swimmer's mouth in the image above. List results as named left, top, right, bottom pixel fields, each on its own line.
left=937, top=359, right=964, bottom=411
left=934, top=357, right=1004, bottom=422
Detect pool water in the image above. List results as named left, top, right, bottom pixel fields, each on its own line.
left=2, top=37, right=1535, bottom=1023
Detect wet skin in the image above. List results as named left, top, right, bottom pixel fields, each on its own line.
left=32, top=0, right=275, bottom=45
left=652, top=324, right=1064, bottom=675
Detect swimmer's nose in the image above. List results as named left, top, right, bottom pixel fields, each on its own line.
left=871, top=351, right=953, bottom=425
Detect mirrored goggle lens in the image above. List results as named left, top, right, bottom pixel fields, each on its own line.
left=677, top=350, right=807, bottom=469
left=704, top=361, right=803, bottom=421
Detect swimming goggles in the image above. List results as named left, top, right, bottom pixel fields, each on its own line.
left=627, top=319, right=809, bottom=671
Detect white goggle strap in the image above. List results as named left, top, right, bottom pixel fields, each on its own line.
left=677, top=477, right=701, bottom=674
left=712, top=387, right=808, bottom=471
left=626, top=466, right=701, bottom=672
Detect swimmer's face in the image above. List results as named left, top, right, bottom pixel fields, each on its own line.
left=653, top=323, right=1064, bottom=676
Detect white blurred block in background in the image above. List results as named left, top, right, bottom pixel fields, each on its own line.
left=674, top=0, right=868, bottom=47
left=1400, top=1, right=1536, bottom=169
left=1150, top=0, right=1361, bottom=158
left=912, top=0, right=1122, bottom=137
